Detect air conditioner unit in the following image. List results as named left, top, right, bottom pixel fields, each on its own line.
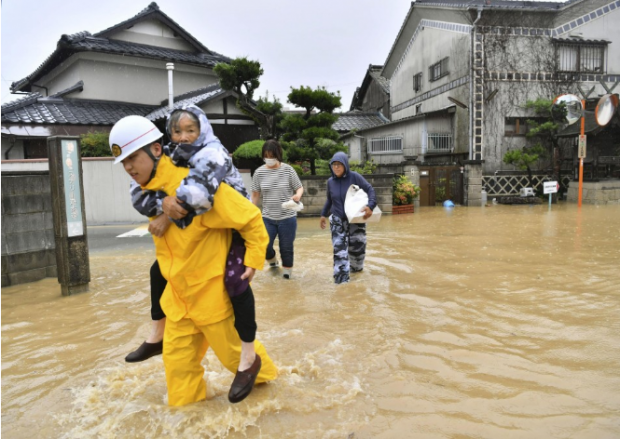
left=519, top=187, right=535, bottom=197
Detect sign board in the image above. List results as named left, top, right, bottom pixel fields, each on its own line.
left=578, top=135, right=587, bottom=158
left=61, top=139, right=84, bottom=237
left=543, top=181, right=559, bottom=194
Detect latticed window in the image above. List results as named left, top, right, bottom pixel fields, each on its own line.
left=413, top=72, right=422, bottom=92
left=369, top=136, right=403, bottom=154
left=555, top=41, right=606, bottom=73
left=427, top=133, right=452, bottom=152
left=429, top=57, right=449, bottom=82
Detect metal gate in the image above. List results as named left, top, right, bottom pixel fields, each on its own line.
left=418, top=166, right=464, bottom=206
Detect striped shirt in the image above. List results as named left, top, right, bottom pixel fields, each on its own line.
left=251, top=163, right=303, bottom=220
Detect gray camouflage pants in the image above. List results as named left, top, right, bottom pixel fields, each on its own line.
left=329, top=214, right=367, bottom=284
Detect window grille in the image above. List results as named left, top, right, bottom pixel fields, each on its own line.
left=369, top=136, right=403, bottom=154
left=413, top=72, right=422, bottom=92
left=427, top=133, right=452, bottom=152
left=555, top=42, right=606, bottom=73
left=429, top=57, right=449, bottom=82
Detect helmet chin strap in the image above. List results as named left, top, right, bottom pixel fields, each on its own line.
left=142, top=144, right=161, bottom=184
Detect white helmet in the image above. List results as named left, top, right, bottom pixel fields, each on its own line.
left=109, top=115, right=163, bottom=164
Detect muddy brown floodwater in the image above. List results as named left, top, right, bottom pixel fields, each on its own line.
left=2, top=203, right=620, bottom=438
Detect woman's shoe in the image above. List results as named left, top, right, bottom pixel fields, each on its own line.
left=228, top=354, right=262, bottom=403
left=125, top=340, right=163, bottom=362
left=267, top=257, right=279, bottom=268
left=282, top=267, right=292, bottom=279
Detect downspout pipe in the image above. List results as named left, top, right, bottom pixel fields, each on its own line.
left=469, top=6, right=483, bottom=160
left=166, top=63, right=175, bottom=110
left=4, top=137, right=17, bottom=160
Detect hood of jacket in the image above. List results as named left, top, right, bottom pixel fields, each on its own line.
left=166, top=104, right=220, bottom=167
left=329, top=151, right=350, bottom=178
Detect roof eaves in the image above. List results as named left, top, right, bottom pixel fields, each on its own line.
left=381, top=2, right=416, bottom=77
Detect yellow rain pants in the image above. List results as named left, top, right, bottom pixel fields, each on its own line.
left=141, top=156, right=277, bottom=406
left=164, top=315, right=277, bottom=406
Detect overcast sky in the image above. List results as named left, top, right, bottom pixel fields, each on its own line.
left=1, top=0, right=567, bottom=111
left=1, top=0, right=414, bottom=111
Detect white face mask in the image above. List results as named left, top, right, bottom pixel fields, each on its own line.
left=264, top=158, right=279, bottom=167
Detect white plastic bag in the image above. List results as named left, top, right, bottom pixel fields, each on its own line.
left=281, top=199, right=304, bottom=212
left=344, top=184, right=382, bottom=224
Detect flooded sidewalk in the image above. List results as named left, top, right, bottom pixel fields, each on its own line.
left=2, top=203, right=620, bottom=438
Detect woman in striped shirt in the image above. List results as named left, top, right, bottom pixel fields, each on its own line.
left=251, top=140, right=304, bottom=279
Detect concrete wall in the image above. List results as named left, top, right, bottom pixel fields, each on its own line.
left=298, top=174, right=395, bottom=217
left=1, top=172, right=57, bottom=287
left=1, top=158, right=253, bottom=224
left=567, top=180, right=620, bottom=205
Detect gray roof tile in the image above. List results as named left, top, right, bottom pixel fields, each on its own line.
left=1, top=95, right=156, bottom=125
left=145, top=83, right=229, bottom=121
left=332, top=111, right=390, bottom=133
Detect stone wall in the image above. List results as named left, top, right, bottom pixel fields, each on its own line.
left=566, top=180, right=620, bottom=204
left=1, top=171, right=57, bottom=287
left=298, top=174, right=395, bottom=217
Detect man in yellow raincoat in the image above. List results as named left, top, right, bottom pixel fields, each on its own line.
left=109, top=115, right=277, bottom=406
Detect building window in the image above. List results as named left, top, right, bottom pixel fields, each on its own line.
left=416, top=104, right=422, bottom=115
left=427, top=133, right=453, bottom=152
left=429, top=57, right=449, bottom=82
left=413, top=72, right=422, bottom=92
left=555, top=41, right=606, bottom=73
left=369, top=136, right=403, bottom=154
left=504, top=117, right=546, bottom=136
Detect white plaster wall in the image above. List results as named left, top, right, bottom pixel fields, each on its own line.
left=111, top=19, right=196, bottom=51
left=35, top=53, right=217, bottom=105
left=568, top=7, right=620, bottom=73
left=1, top=158, right=253, bottom=224
left=390, top=27, right=470, bottom=111
left=343, top=137, right=362, bottom=162
left=1, top=138, right=25, bottom=160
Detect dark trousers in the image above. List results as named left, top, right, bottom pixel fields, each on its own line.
left=263, top=216, right=297, bottom=267
left=149, top=253, right=257, bottom=341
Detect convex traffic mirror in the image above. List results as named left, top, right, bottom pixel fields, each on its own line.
left=594, top=94, right=619, bottom=127
left=551, top=93, right=583, bottom=126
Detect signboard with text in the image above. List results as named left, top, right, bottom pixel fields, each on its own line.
left=543, top=181, right=559, bottom=194
left=578, top=135, right=587, bottom=158
left=61, top=139, right=84, bottom=237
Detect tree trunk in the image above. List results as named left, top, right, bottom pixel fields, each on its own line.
left=310, top=159, right=316, bottom=175
left=237, top=97, right=274, bottom=139
left=526, top=165, right=534, bottom=188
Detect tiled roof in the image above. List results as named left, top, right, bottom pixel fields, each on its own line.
left=368, top=67, right=390, bottom=94
left=350, top=65, right=390, bottom=111
left=11, top=2, right=230, bottom=93
left=146, top=84, right=230, bottom=121
left=552, top=37, right=611, bottom=44
left=1, top=94, right=156, bottom=125
left=332, top=111, right=390, bottom=133
left=415, top=0, right=582, bottom=10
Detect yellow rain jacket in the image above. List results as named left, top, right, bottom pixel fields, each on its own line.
left=143, top=155, right=268, bottom=325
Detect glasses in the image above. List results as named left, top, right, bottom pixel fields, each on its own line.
left=331, top=163, right=344, bottom=168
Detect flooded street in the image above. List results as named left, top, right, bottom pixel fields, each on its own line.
left=2, top=203, right=620, bottom=438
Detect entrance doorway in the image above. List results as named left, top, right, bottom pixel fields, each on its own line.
left=418, top=166, right=464, bottom=206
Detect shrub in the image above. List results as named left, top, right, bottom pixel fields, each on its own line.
left=232, top=140, right=264, bottom=160
left=393, top=175, right=420, bottom=206
left=350, top=159, right=377, bottom=175
left=80, top=131, right=111, bottom=157
left=291, top=164, right=303, bottom=177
